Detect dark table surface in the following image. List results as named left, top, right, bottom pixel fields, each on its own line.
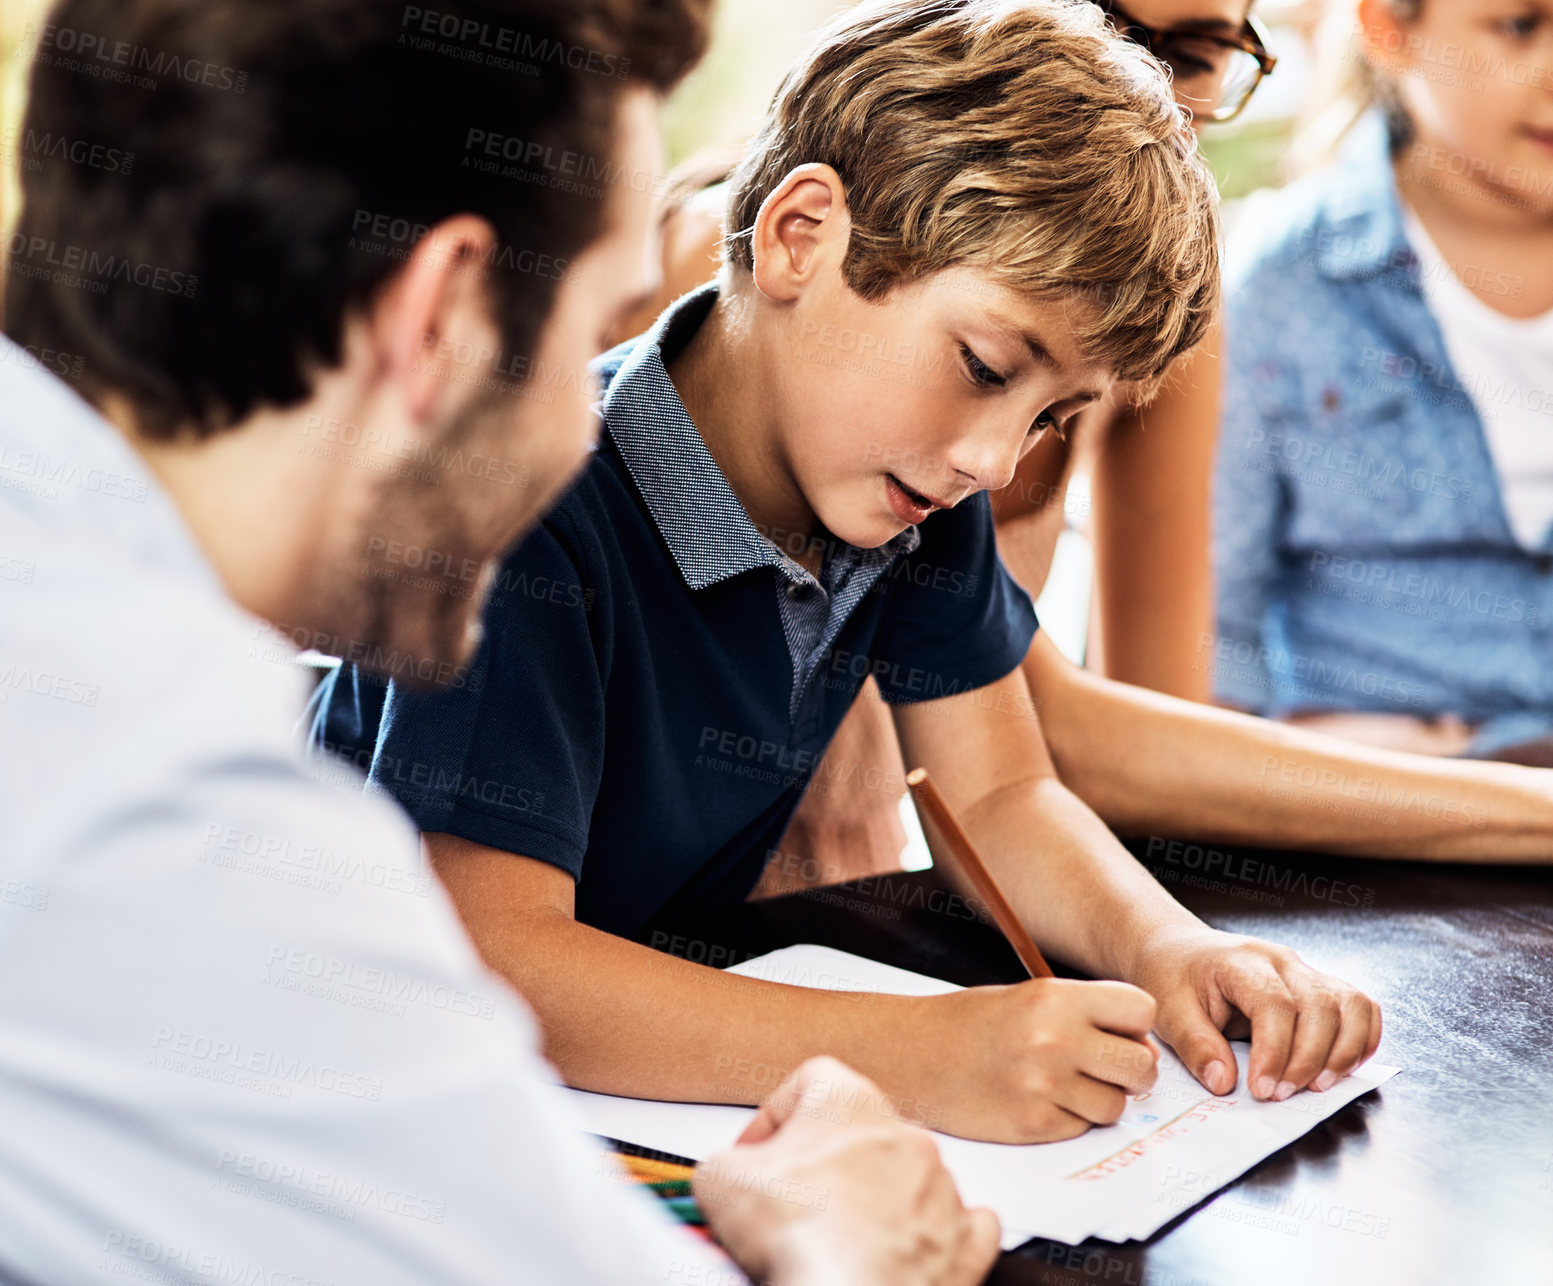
left=644, top=842, right=1553, bottom=1285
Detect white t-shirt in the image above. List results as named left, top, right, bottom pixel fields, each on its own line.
left=0, top=336, right=738, bottom=1285
left=1402, top=205, right=1553, bottom=549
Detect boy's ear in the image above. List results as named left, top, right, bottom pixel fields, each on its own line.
left=368, top=214, right=502, bottom=429
left=1355, top=0, right=1412, bottom=74
left=749, top=163, right=850, bottom=302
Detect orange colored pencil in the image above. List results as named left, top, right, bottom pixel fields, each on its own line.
left=613, top=1151, right=696, bottom=1184
left=905, top=766, right=1054, bottom=980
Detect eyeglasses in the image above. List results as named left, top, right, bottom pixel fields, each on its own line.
left=1097, top=0, right=1278, bottom=125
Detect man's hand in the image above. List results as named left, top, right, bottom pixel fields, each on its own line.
left=1128, top=927, right=1383, bottom=1100
left=912, top=979, right=1159, bottom=1143
left=695, top=1057, right=1000, bottom=1286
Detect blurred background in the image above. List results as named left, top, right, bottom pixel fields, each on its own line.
left=1, top=0, right=1326, bottom=241
left=649, top=0, right=1322, bottom=193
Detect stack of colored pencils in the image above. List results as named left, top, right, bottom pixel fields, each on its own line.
left=606, top=1145, right=708, bottom=1232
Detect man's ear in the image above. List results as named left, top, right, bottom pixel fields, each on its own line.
left=369, top=214, right=501, bottom=425
left=749, top=163, right=850, bottom=303
left=1355, top=0, right=1413, bottom=75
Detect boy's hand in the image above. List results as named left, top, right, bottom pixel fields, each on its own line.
left=913, top=978, right=1160, bottom=1143
left=696, top=1056, right=1000, bottom=1286
left=1127, top=927, right=1383, bottom=1100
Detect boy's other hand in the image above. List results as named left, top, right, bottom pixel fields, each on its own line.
left=695, top=1056, right=999, bottom=1286
left=913, top=978, right=1160, bottom=1143
left=1128, top=927, right=1383, bottom=1101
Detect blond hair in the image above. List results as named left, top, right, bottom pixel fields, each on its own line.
left=1290, top=0, right=1419, bottom=175
left=724, top=0, right=1220, bottom=386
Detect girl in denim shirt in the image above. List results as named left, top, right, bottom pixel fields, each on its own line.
left=1215, top=0, right=1553, bottom=762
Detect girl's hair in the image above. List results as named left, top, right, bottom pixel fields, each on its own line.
left=1289, top=0, right=1422, bottom=175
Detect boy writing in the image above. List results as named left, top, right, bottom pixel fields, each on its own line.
left=325, top=0, right=1381, bottom=1141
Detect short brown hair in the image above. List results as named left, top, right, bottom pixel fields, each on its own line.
left=5, top=0, right=709, bottom=439
left=725, top=0, right=1219, bottom=386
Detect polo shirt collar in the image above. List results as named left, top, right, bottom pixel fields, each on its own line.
left=602, top=283, right=920, bottom=591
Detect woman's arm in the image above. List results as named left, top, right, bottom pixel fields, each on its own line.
left=1025, top=631, right=1553, bottom=860
left=758, top=677, right=907, bottom=897
left=1087, top=320, right=1221, bottom=701
left=990, top=323, right=1221, bottom=702
left=988, top=412, right=1078, bottom=596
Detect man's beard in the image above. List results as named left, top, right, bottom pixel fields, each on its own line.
left=326, top=385, right=527, bottom=692
left=349, top=547, right=480, bottom=692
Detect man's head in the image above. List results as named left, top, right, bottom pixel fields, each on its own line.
left=719, top=0, right=1219, bottom=551
left=5, top=0, right=708, bottom=676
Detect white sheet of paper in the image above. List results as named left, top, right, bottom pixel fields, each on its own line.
left=566, top=945, right=1399, bottom=1247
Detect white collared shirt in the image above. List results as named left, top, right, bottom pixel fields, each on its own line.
left=0, top=335, right=732, bottom=1285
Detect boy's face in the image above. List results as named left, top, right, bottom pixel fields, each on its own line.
left=775, top=265, right=1112, bottom=551
left=1386, top=0, right=1553, bottom=203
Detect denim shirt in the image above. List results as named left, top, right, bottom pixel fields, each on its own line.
left=1213, top=114, right=1553, bottom=752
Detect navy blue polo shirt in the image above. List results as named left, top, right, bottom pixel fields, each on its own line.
left=317, top=285, right=1038, bottom=938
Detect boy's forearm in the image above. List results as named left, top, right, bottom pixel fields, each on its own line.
left=476, top=909, right=927, bottom=1104
left=1028, top=638, right=1553, bottom=861
left=957, top=774, right=1207, bottom=984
